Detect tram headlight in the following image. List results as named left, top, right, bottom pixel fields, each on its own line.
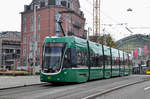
left=48, top=76, right=51, bottom=79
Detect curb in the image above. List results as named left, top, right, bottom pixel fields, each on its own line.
left=83, top=78, right=150, bottom=99
left=0, top=83, right=45, bottom=90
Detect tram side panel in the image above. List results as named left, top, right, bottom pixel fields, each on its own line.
left=111, top=48, right=120, bottom=77
left=88, top=41, right=104, bottom=80
left=103, top=45, right=111, bottom=79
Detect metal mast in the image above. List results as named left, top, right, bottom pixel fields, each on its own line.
left=33, top=4, right=37, bottom=75
left=93, top=0, right=100, bottom=36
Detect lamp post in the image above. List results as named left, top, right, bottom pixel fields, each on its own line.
left=33, top=4, right=38, bottom=75
left=13, top=49, right=16, bottom=76
left=3, top=52, right=6, bottom=70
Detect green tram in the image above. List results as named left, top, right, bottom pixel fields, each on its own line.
left=40, top=36, right=132, bottom=83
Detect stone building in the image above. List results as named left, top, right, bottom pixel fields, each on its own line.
left=0, top=31, right=21, bottom=70
left=21, top=0, right=86, bottom=69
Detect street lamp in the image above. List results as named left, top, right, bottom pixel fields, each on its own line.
left=33, top=4, right=38, bottom=75
left=2, top=52, right=6, bottom=70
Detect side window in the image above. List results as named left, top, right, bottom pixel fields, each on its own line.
left=90, top=52, right=94, bottom=67
left=76, top=49, right=88, bottom=67
left=63, top=48, right=89, bottom=68
left=85, top=51, right=88, bottom=66
left=112, top=57, right=116, bottom=67
left=91, top=53, right=103, bottom=67
left=77, top=50, right=82, bottom=65
left=108, top=56, right=110, bottom=67
left=98, top=55, right=103, bottom=67
left=121, top=58, right=124, bottom=67
left=95, top=54, right=99, bottom=67
left=117, top=57, right=119, bottom=66
left=63, top=49, right=71, bottom=68
left=71, top=48, right=77, bottom=67
left=104, top=55, right=111, bottom=67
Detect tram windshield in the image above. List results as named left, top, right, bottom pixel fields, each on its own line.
left=42, top=43, right=66, bottom=73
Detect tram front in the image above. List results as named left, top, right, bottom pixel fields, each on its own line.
left=42, top=42, right=66, bottom=74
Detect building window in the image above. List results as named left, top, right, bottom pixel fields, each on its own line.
left=30, top=15, right=33, bottom=23
left=23, top=48, right=26, bottom=56
left=55, top=22, right=61, bottom=32
left=37, top=34, right=40, bottom=42
left=24, top=25, right=26, bottom=32
left=37, top=13, right=40, bottom=30
left=40, top=2, right=45, bottom=7
left=30, top=24, right=33, bottom=32
left=29, top=34, right=33, bottom=52
left=61, top=1, right=67, bottom=7
left=48, top=0, right=56, bottom=5
left=67, top=1, right=72, bottom=8
left=24, top=16, right=26, bottom=24
left=24, top=36, right=26, bottom=44
left=56, top=0, right=61, bottom=5
left=55, top=11, right=60, bottom=21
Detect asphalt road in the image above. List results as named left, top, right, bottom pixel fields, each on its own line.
left=95, top=78, right=150, bottom=99
left=0, top=75, right=150, bottom=99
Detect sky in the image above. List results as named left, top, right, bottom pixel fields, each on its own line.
left=0, top=0, right=150, bottom=41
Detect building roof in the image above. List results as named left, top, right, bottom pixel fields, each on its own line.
left=116, top=34, right=150, bottom=54
left=116, top=34, right=150, bottom=48
left=0, top=31, right=21, bottom=41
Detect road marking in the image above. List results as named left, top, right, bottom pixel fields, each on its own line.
left=144, top=86, right=150, bottom=91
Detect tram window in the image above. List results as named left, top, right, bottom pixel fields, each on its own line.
left=113, top=57, right=117, bottom=66
left=93, top=54, right=103, bottom=67
left=117, top=57, right=119, bottom=65
left=106, top=56, right=111, bottom=67
left=76, top=50, right=82, bottom=65
left=71, top=48, right=77, bottom=67
left=63, top=49, right=71, bottom=68
left=76, top=49, right=88, bottom=67
left=85, top=51, right=88, bottom=66
left=90, top=52, right=95, bottom=67
left=112, top=57, right=115, bottom=66
left=98, top=55, right=103, bottom=67
left=81, top=51, right=85, bottom=65
left=120, top=58, right=124, bottom=67
left=95, top=54, right=99, bottom=67
left=125, top=59, right=128, bottom=66
left=123, top=60, right=126, bottom=65
left=104, top=56, right=107, bottom=66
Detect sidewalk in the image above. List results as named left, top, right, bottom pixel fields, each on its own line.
left=0, top=75, right=43, bottom=89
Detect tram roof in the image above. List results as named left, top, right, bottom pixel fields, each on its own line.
left=44, top=36, right=87, bottom=48
left=44, top=36, right=130, bottom=57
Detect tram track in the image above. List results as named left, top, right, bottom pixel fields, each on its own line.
left=0, top=75, right=150, bottom=99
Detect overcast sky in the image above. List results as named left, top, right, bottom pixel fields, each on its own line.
left=0, top=0, right=150, bottom=40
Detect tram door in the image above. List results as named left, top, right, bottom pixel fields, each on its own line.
left=103, top=46, right=111, bottom=78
